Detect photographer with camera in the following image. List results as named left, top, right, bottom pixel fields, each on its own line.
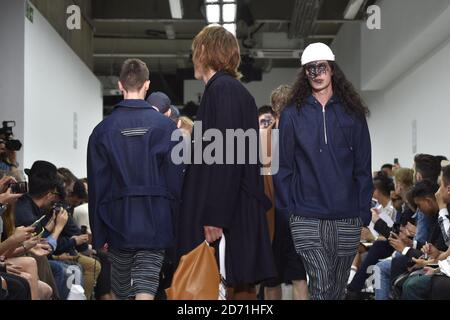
left=0, top=121, right=22, bottom=176
left=0, top=175, right=24, bottom=238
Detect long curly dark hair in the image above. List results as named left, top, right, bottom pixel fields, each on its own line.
left=289, top=61, right=369, bottom=119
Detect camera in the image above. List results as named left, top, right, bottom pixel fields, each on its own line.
left=52, top=201, right=70, bottom=215
left=371, top=199, right=378, bottom=209
left=80, top=225, right=88, bottom=235
left=0, top=121, right=22, bottom=151
left=9, top=181, right=28, bottom=194
left=391, top=223, right=401, bottom=235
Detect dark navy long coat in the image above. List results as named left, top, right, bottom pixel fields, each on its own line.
left=175, top=72, right=276, bottom=286
left=87, top=99, right=183, bottom=250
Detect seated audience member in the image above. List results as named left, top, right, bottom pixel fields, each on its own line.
left=0, top=218, right=53, bottom=300
left=413, top=154, right=442, bottom=244
left=0, top=175, right=23, bottom=238
left=347, top=170, right=409, bottom=299
left=387, top=180, right=447, bottom=298
left=70, top=180, right=90, bottom=233
left=401, top=165, right=450, bottom=299
left=0, top=271, right=31, bottom=300
left=0, top=168, right=58, bottom=299
left=58, top=168, right=112, bottom=300
left=57, top=168, right=111, bottom=300
left=381, top=164, right=394, bottom=178
left=13, top=162, right=90, bottom=299
left=372, top=172, right=397, bottom=227
left=14, top=161, right=69, bottom=253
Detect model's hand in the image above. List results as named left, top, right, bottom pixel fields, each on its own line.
left=204, top=226, right=223, bottom=244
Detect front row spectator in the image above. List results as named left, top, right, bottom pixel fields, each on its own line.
left=1, top=171, right=54, bottom=300
left=400, top=165, right=450, bottom=299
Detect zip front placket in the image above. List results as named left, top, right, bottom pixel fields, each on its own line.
left=322, top=107, right=328, bottom=145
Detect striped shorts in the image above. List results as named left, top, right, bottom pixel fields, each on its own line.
left=108, top=249, right=164, bottom=300
left=290, top=216, right=362, bottom=300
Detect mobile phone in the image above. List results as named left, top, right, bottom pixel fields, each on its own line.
left=426, top=263, right=439, bottom=268
left=33, top=226, right=45, bottom=238
left=30, top=215, right=46, bottom=228
left=390, top=231, right=399, bottom=238
left=80, top=225, right=88, bottom=235
left=394, top=158, right=399, bottom=165
left=9, top=181, right=28, bottom=194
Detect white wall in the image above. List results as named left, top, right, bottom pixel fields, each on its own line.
left=365, top=38, right=450, bottom=170
left=184, top=68, right=298, bottom=107
left=332, top=22, right=361, bottom=88
left=332, top=0, right=450, bottom=170
left=24, top=2, right=102, bottom=177
left=0, top=0, right=25, bottom=167
left=360, top=0, right=450, bottom=91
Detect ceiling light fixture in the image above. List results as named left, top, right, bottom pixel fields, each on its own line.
left=169, top=0, right=183, bottom=19
left=343, top=0, right=365, bottom=20
left=205, top=0, right=237, bottom=35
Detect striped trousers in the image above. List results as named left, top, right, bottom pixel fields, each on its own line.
left=290, top=216, right=362, bottom=300
left=108, top=249, right=164, bottom=300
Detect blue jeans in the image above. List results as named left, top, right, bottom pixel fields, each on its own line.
left=374, top=251, right=403, bottom=300
left=49, top=260, right=69, bottom=300
left=348, top=240, right=393, bottom=292
left=414, top=210, right=431, bottom=244
left=375, top=258, right=392, bottom=300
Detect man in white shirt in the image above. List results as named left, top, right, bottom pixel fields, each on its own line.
left=437, top=165, right=450, bottom=246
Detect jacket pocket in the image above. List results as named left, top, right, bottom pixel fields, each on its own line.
left=336, top=218, right=362, bottom=257
left=290, top=216, right=322, bottom=253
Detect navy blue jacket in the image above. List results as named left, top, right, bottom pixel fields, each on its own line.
left=274, top=95, right=373, bottom=226
left=87, top=99, right=183, bottom=250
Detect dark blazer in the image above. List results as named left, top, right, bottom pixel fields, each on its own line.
left=175, top=72, right=276, bottom=286
left=87, top=99, right=182, bottom=250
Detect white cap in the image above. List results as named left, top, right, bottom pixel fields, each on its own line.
left=301, top=42, right=335, bottom=66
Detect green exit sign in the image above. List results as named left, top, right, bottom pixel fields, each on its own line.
left=26, top=1, right=34, bottom=23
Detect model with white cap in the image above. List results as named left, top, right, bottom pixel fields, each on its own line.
left=274, top=43, right=373, bottom=300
